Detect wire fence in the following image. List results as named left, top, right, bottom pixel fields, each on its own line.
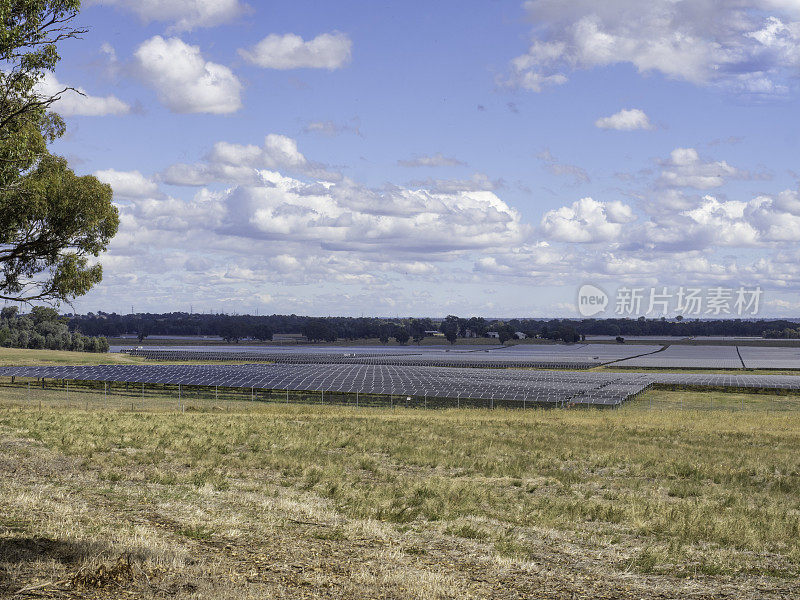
left=0, top=377, right=569, bottom=413
left=2, top=377, right=800, bottom=413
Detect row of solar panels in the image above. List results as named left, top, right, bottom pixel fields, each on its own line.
left=3, top=363, right=799, bottom=408
left=121, top=348, right=648, bottom=369
left=123, top=342, right=800, bottom=370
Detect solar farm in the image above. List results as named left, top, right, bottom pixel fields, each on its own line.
left=3, top=342, right=800, bottom=409
left=3, top=344, right=800, bottom=599
left=118, top=341, right=800, bottom=371
left=119, top=342, right=665, bottom=369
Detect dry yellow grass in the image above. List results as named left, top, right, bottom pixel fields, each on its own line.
left=0, top=347, right=274, bottom=367
left=1, top=384, right=799, bottom=599
left=0, top=347, right=147, bottom=366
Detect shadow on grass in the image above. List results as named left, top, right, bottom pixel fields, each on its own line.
left=0, top=535, right=114, bottom=594
left=0, top=535, right=91, bottom=566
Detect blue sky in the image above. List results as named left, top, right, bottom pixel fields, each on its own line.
left=38, top=0, right=800, bottom=317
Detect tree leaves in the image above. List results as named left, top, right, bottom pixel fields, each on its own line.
left=0, top=1, right=118, bottom=304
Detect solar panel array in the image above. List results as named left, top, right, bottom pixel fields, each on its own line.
left=738, top=346, right=800, bottom=369
left=3, top=363, right=800, bottom=408
left=122, top=343, right=664, bottom=369
left=114, top=342, right=800, bottom=371
left=0, top=363, right=652, bottom=406
left=613, top=345, right=745, bottom=369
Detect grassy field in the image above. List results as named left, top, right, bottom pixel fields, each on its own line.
left=0, top=348, right=277, bottom=367
left=0, top=347, right=149, bottom=366
left=1, top=386, right=799, bottom=599
left=1, top=347, right=799, bottom=598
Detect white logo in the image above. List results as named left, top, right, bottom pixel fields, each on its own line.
left=577, top=284, right=609, bottom=317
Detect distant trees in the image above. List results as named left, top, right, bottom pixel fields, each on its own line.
left=440, top=315, right=459, bottom=345
left=763, top=328, right=800, bottom=339
left=497, top=324, right=515, bottom=345
left=137, top=319, right=150, bottom=343
left=0, top=305, right=107, bottom=352
left=220, top=320, right=246, bottom=343
left=63, top=311, right=800, bottom=344
left=394, top=328, right=410, bottom=345
left=301, top=318, right=337, bottom=343
left=466, top=316, right=488, bottom=337
left=408, top=318, right=431, bottom=344
left=252, top=323, right=273, bottom=341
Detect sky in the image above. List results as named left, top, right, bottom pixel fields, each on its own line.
left=36, top=0, right=800, bottom=318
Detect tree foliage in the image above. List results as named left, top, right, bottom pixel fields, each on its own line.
left=393, top=327, right=410, bottom=345
left=440, top=315, right=459, bottom=345
left=0, top=1, right=119, bottom=305
left=0, top=304, right=108, bottom=351
left=496, top=324, right=515, bottom=345
left=301, top=318, right=336, bottom=343
left=66, top=311, right=800, bottom=344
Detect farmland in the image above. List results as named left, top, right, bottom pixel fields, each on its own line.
left=1, top=387, right=799, bottom=599
left=2, top=347, right=799, bottom=598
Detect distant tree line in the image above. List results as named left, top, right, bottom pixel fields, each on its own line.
left=762, top=327, right=800, bottom=339
left=65, top=311, right=800, bottom=344
left=1, top=307, right=109, bottom=352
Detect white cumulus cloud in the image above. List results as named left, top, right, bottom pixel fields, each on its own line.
left=160, top=134, right=340, bottom=184
left=134, top=36, right=242, bottom=114
left=595, top=108, right=652, bottom=130
left=36, top=71, right=129, bottom=116
left=508, top=1, right=800, bottom=94
left=658, top=148, right=743, bottom=189
left=92, top=0, right=248, bottom=32
left=541, top=197, right=635, bottom=243
left=239, top=32, right=352, bottom=69
left=94, top=169, right=159, bottom=199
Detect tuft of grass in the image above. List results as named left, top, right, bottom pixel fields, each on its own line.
left=178, top=524, right=215, bottom=540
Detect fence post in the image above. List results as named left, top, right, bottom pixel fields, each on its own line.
left=424, top=393, right=427, bottom=409
left=457, top=392, right=460, bottom=409
left=356, top=390, right=359, bottom=408
left=286, top=389, right=289, bottom=403
left=66, top=380, right=69, bottom=404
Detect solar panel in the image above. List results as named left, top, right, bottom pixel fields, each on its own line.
left=613, top=345, right=744, bottom=369
left=120, top=343, right=665, bottom=370
left=3, top=362, right=799, bottom=408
